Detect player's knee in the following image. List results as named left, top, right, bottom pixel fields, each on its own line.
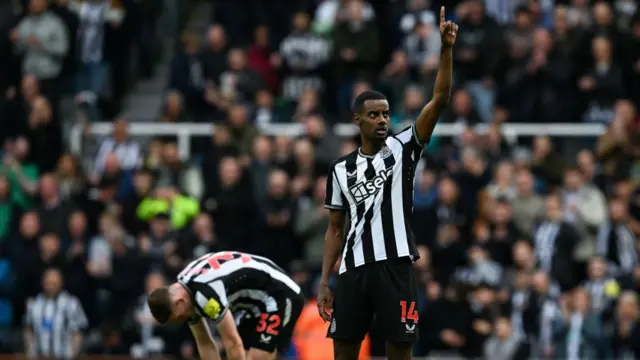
left=333, top=339, right=362, bottom=360
left=246, top=348, right=277, bottom=360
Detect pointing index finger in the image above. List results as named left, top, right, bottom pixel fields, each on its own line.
left=440, top=6, right=445, bottom=24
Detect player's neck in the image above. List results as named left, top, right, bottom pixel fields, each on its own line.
left=360, top=139, right=383, bottom=156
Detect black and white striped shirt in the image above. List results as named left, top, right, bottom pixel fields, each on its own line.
left=325, top=125, right=423, bottom=274
left=25, top=291, right=88, bottom=359
left=177, top=251, right=301, bottom=324
left=94, top=138, right=141, bottom=174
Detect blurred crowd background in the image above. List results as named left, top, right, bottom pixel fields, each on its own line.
left=0, top=0, right=639, bottom=358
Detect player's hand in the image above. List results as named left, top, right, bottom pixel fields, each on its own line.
left=439, top=7, right=458, bottom=49
left=317, top=282, right=333, bottom=322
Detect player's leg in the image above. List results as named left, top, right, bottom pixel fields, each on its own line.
left=370, top=258, right=420, bottom=360
left=334, top=339, right=363, bottom=360
left=385, top=341, right=413, bottom=360
left=329, top=267, right=374, bottom=360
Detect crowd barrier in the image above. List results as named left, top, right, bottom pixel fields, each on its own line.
left=69, top=122, right=607, bottom=159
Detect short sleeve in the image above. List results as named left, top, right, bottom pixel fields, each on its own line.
left=192, top=280, right=229, bottom=324
left=392, top=124, right=425, bottom=164
left=24, top=298, right=34, bottom=328
left=325, top=165, right=346, bottom=210
left=67, top=297, right=88, bottom=332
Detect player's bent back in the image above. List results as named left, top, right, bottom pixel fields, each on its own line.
left=148, top=251, right=304, bottom=359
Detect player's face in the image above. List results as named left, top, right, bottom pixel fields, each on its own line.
left=356, top=99, right=390, bottom=142
left=168, top=297, right=193, bottom=324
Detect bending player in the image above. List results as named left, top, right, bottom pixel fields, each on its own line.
left=147, top=251, right=304, bottom=360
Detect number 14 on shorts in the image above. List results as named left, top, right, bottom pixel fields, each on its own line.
left=399, top=301, right=419, bottom=323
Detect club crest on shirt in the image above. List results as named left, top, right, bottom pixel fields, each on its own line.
left=330, top=318, right=337, bottom=333
left=203, top=298, right=221, bottom=319
left=380, top=145, right=392, bottom=159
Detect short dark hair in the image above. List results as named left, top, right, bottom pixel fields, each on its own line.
left=351, top=90, right=387, bottom=114
left=147, top=287, right=173, bottom=324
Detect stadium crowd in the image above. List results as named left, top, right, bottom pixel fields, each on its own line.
left=0, top=0, right=639, bottom=358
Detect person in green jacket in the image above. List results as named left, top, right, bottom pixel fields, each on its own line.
left=137, top=186, right=199, bottom=230
left=0, top=140, right=39, bottom=210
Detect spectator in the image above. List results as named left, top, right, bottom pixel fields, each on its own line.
left=24, top=268, right=87, bottom=359
left=54, top=153, right=87, bottom=203
left=201, top=24, right=228, bottom=94
left=294, top=176, right=329, bottom=271
left=0, top=137, right=39, bottom=210
left=332, top=0, right=379, bottom=85
left=511, top=169, right=545, bottom=235
left=278, top=11, right=330, bottom=102
left=534, top=194, right=580, bottom=291
left=70, top=0, right=124, bottom=122
left=136, top=186, right=199, bottom=231
left=202, top=156, right=257, bottom=252
left=597, top=197, right=638, bottom=275
left=155, top=141, right=204, bottom=200
left=612, top=291, right=640, bottom=357
left=247, top=26, right=279, bottom=93
left=218, top=48, right=264, bottom=105
left=561, top=166, right=607, bottom=265
left=38, top=173, right=74, bottom=235
left=552, top=287, right=609, bottom=359
left=0, top=175, right=22, bottom=243
left=94, top=118, right=141, bottom=175
left=483, top=316, right=530, bottom=360
left=168, top=32, right=205, bottom=118
left=10, top=0, right=69, bottom=87
left=578, top=36, right=625, bottom=123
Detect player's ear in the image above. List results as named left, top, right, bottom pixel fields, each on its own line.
left=352, top=113, right=361, bottom=127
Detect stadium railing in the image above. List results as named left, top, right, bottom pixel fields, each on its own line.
left=69, top=122, right=607, bottom=159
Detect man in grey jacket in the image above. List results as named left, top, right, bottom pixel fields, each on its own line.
left=10, top=0, right=68, bottom=81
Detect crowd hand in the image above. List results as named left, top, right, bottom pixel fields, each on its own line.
left=163, top=241, right=176, bottom=256
left=26, top=34, right=40, bottom=46
left=316, top=282, right=333, bottom=322
left=68, top=241, right=84, bottom=258
left=8, top=28, right=18, bottom=42
left=269, top=53, right=282, bottom=68
left=578, top=76, right=596, bottom=91
left=440, top=329, right=463, bottom=347
left=139, top=235, right=152, bottom=253
left=340, top=48, right=356, bottom=62
left=439, top=7, right=458, bottom=49
left=421, top=56, right=439, bottom=73
left=472, top=319, right=492, bottom=335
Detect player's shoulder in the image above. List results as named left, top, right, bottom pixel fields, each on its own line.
left=389, top=124, right=414, bottom=143
left=329, top=151, right=358, bottom=170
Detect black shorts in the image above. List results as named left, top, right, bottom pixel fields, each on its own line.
left=327, top=257, right=419, bottom=343
left=236, top=292, right=304, bottom=353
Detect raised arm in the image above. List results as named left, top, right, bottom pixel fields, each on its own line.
left=415, top=7, right=458, bottom=144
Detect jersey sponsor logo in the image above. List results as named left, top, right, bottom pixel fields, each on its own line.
left=348, top=168, right=393, bottom=204
left=203, top=298, right=221, bottom=319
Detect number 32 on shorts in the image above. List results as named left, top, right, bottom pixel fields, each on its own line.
left=256, top=314, right=281, bottom=335
left=399, top=301, right=419, bottom=323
